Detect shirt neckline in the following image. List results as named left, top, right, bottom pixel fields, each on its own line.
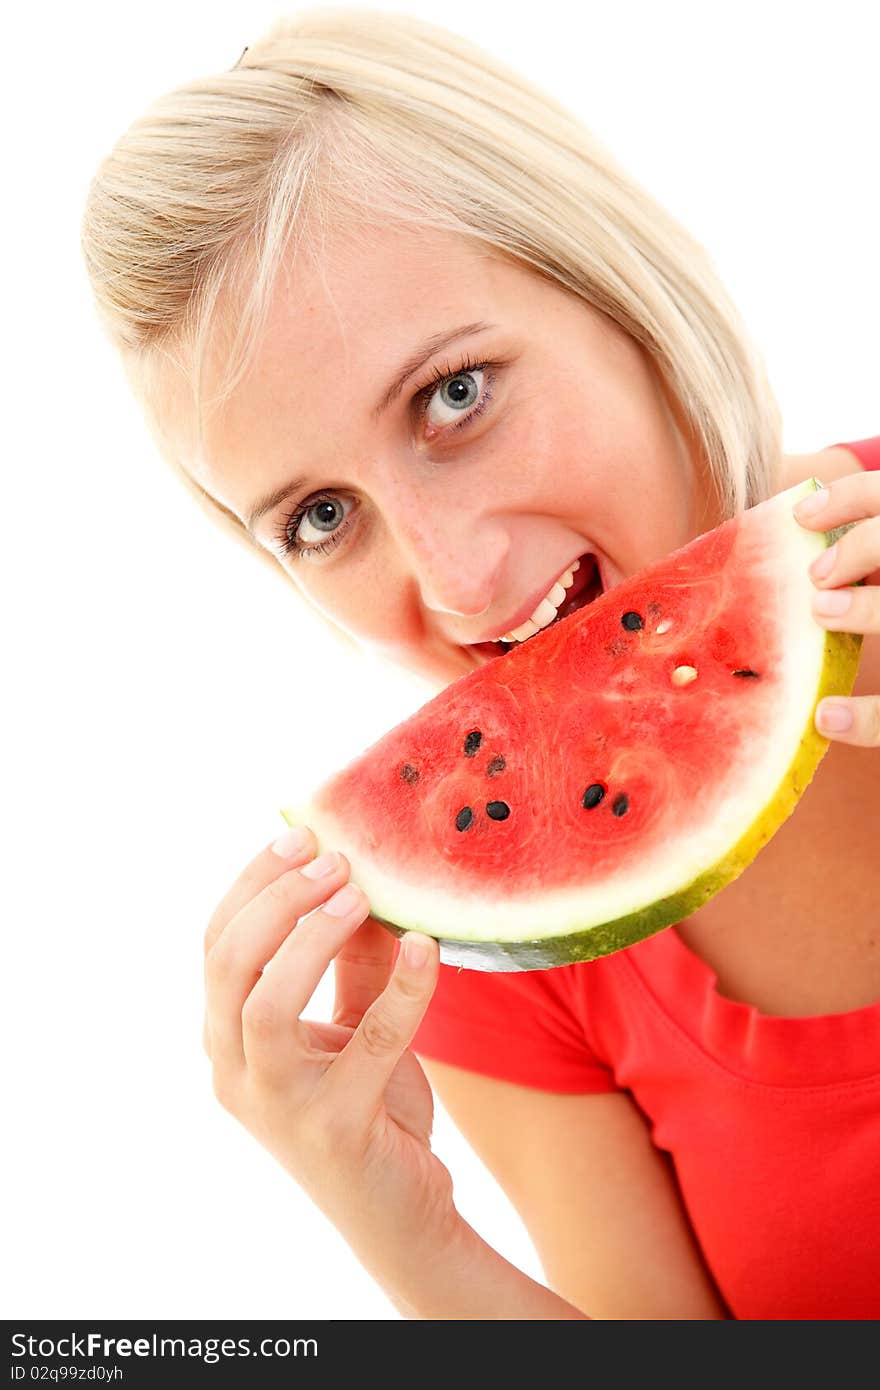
left=619, top=441, right=878, bottom=1087
left=619, top=926, right=880, bottom=1087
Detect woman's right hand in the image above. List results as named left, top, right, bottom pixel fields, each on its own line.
left=202, top=825, right=459, bottom=1267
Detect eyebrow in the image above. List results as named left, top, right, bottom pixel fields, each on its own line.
left=244, top=320, right=497, bottom=535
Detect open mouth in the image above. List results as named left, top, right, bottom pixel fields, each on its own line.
left=470, top=553, right=605, bottom=662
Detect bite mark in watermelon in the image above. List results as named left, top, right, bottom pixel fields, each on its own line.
left=281, top=479, right=862, bottom=971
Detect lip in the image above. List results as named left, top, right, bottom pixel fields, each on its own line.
left=594, top=554, right=615, bottom=593
left=472, top=552, right=596, bottom=645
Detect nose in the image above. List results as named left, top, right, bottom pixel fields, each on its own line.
left=392, top=501, right=510, bottom=619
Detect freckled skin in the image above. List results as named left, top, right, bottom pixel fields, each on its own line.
left=178, top=221, right=718, bottom=688
left=162, top=218, right=876, bottom=1007
left=279, top=481, right=862, bottom=971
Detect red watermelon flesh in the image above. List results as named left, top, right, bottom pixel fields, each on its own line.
left=281, top=479, right=862, bottom=970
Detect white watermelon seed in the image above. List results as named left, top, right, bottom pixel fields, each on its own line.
left=671, top=665, right=698, bottom=686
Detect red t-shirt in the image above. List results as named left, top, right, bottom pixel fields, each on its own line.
left=411, top=438, right=880, bottom=1320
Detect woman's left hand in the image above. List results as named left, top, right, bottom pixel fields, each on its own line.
left=793, top=471, right=880, bottom=747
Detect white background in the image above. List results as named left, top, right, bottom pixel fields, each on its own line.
left=4, top=0, right=878, bottom=1321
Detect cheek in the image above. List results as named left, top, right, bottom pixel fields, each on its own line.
left=487, top=389, right=587, bottom=505
left=287, top=566, right=371, bottom=643
left=310, top=564, right=413, bottom=648
left=526, top=368, right=627, bottom=478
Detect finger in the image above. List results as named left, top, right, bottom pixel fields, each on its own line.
left=815, top=695, right=880, bottom=747
left=322, top=932, right=440, bottom=1127
left=811, top=582, right=880, bottom=636
left=202, top=825, right=318, bottom=1065
left=241, top=881, right=371, bottom=1084
left=332, top=914, right=398, bottom=1029
left=793, top=471, right=880, bottom=530
left=206, top=850, right=354, bottom=1075
left=808, top=516, right=880, bottom=591
left=203, top=825, right=319, bottom=958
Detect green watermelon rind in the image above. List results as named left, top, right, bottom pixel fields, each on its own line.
left=279, top=482, right=863, bottom=973
left=281, top=624, right=860, bottom=972
left=368, top=622, right=862, bottom=970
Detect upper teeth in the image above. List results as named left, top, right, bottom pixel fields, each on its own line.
left=499, top=559, right=582, bottom=644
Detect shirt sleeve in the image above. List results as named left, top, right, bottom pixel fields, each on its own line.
left=410, top=955, right=618, bottom=1094
left=826, top=436, right=880, bottom=471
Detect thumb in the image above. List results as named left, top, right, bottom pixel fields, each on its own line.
left=330, top=931, right=440, bottom=1118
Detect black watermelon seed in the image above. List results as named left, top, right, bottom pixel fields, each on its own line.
left=605, top=637, right=629, bottom=657
left=399, top=763, right=419, bottom=784
left=486, top=755, right=506, bottom=776
left=582, top=783, right=606, bottom=809
left=464, top=730, right=483, bottom=757
left=455, top=806, right=474, bottom=831
left=732, top=668, right=760, bottom=679
left=486, top=801, right=510, bottom=821
left=621, top=611, right=644, bottom=631
left=612, top=793, right=630, bottom=817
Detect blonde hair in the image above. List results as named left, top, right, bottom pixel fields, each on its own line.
left=80, top=5, right=782, bottom=651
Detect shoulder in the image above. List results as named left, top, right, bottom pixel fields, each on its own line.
left=779, top=446, right=865, bottom=491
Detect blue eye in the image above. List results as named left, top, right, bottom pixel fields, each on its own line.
left=419, top=365, right=487, bottom=429
left=275, top=354, right=499, bottom=560
left=414, top=354, right=496, bottom=432
left=294, top=496, right=355, bottom=547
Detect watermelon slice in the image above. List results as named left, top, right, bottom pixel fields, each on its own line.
left=281, top=478, right=862, bottom=971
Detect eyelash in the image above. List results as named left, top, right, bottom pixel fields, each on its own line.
left=273, top=354, right=499, bottom=561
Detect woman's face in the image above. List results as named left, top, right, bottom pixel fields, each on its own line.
left=187, top=222, right=721, bottom=687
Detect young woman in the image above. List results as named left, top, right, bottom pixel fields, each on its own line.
left=80, top=10, right=879, bottom=1319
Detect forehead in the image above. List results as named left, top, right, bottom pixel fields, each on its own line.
left=217, top=221, right=512, bottom=398
left=273, top=221, right=502, bottom=340
left=189, top=222, right=528, bottom=502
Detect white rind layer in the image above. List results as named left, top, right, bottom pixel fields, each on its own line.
left=289, top=480, right=835, bottom=944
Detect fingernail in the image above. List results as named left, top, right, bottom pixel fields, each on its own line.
left=324, top=883, right=363, bottom=917
left=818, top=701, right=853, bottom=733
left=813, top=588, right=852, bottom=616
left=301, top=851, right=340, bottom=879
left=810, top=544, right=837, bottom=580
left=271, top=826, right=310, bottom=859
left=403, top=933, right=429, bottom=969
left=795, top=487, right=829, bottom=516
